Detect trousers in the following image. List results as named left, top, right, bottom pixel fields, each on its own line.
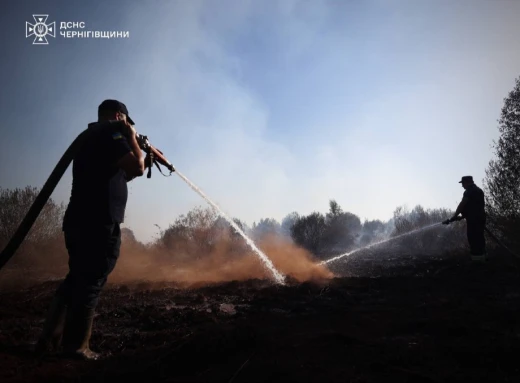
left=466, top=217, right=486, bottom=256
left=55, top=223, right=121, bottom=310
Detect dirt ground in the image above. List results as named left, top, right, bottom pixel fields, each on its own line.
left=1, top=250, right=520, bottom=383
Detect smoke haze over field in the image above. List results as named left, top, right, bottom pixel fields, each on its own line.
left=110, top=235, right=334, bottom=287
left=0, top=234, right=333, bottom=290
left=1, top=1, right=520, bottom=243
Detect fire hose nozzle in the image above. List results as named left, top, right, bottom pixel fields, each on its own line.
left=136, top=134, right=151, bottom=151
left=166, top=163, right=176, bottom=172
left=442, top=216, right=463, bottom=225
left=136, top=133, right=175, bottom=176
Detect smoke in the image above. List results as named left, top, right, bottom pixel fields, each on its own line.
left=0, top=203, right=470, bottom=291
left=109, top=233, right=333, bottom=288
left=0, top=237, right=69, bottom=290
left=0, top=233, right=333, bottom=291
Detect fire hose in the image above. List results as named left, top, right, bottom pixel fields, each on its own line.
left=442, top=216, right=520, bottom=259
left=0, top=122, right=174, bottom=272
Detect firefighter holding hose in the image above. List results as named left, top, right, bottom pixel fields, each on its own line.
left=34, top=100, right=146, bottom=360
left=443, top=176, right=487, bottom=262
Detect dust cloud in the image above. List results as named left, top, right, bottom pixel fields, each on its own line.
left=110, top=234, right=334, bottom=287
left=0, top=234, right=334, bottom=290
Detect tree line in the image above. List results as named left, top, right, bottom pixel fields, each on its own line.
left=1, top=76, right=519, bottom=259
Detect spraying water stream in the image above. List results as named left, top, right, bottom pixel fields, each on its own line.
left=174, top=170, right=286, bottom=285
left=320, top=223, right=442, bottom=265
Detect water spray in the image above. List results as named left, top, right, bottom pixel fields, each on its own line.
left=443, top=216, right=520, bottom=259
left=174, top=170, right=286, bottom=285
left=0, top=127, right=286, bottom=285
left=320, top=223, right=442, bottom=265
left=137, top=134, right=285, bottom=284
left=321, top=216, right=520, bottom=267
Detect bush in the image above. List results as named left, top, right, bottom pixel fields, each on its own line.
left=0, top=186, right=67, bottom=279
left=154, top=206, right=247, bottom=261
left=391, top=205, right=466, bottom=255
left=0, top=186, right=65, bottom=249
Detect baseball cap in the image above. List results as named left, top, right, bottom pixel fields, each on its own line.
left=459, top=176, right=473, bottom=183
left=98, top=99, right=135, bottom=125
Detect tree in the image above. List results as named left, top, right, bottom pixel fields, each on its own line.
left=363, top=219, right=385, bottom=237
left=252, top=218, right=281, bottom=239
left=390, top=204, right=464, bottom=254
left=232, top=218, right=246, bottom=232
left=322, top=200, right=361, bottom=252
left=359, top=219, right=386, bottom=246
left=213, top=216, right=247, bottom=239
left=392, top=205, right=451, bottom=236
left=291, top=212, right=326, bottom=255
left=0, top=186, right=65, bottom=246
left=159, top=206, right=219, bottom=255
left=281, top=212, right=299, bottom=238
left=326, top=200, right=343, bottom=219
left=484, top=76, right=520, bottom=246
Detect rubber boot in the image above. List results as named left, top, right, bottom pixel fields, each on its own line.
left=61, top=307, right=101, bottom=360
left=34, top=296, right=67, bottom=357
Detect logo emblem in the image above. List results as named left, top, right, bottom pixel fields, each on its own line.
left=26, top=15, right=56, bottom=45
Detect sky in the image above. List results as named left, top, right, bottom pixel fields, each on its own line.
left=1, top=0, right=519, bottom=243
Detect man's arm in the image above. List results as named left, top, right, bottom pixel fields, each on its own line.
left=115, top=122, right=145, bottom=180
left=452, top=196, right=468, bottom=220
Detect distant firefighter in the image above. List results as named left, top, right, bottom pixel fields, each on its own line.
left=443, top=176, right=487, bottom=261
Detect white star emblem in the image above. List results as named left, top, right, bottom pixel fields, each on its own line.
left=26, top=15, right=56, bottom=45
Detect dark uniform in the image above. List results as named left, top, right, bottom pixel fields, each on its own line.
left=57, top=120, right=132, bottom=310
left=461, top=183, right=487, bottom=256
left=35, top=102, right=136, bottom=359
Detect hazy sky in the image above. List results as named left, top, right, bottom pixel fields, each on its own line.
left=1, top=0, right=519, bottom=243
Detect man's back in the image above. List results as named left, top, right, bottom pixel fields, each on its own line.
left=463, top=184, right=486, bottom=220
left=63, top=121, right=132, bottom=228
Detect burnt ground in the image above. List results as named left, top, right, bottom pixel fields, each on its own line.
left=1, top=250, right=520, bottom=383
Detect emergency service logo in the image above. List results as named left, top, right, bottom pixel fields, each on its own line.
left=26, top=15, right=56, bottom=45
left=25, top=16, right=130, bottom=45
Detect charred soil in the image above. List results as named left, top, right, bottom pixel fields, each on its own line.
left=1, top=251, right=520, bottom=383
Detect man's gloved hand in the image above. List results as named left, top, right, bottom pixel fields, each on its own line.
left=443, top=216, right=463, bottom=225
